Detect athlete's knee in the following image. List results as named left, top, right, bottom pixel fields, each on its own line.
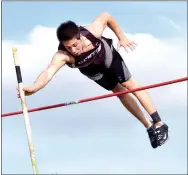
left=121, top=78, right=140, bottom=90
left=112, top=83, right=127, bottom=98
left=112, top=83, right=125, bottom=92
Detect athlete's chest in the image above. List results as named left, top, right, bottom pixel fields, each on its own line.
left=78, top=43, right=102, bottom=65
left=80, top=35, right=101, bottom=54
left=67, top=41, right=104, bottom=68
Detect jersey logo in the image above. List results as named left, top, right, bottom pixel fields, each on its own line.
left=77, top=44, right=102, bottom=65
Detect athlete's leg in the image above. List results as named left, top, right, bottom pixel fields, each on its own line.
left=121, top=78, right=169, bottom=146
left=112, top=83, right=152, bottom=128
left=121, top=78, right=163, bottom=127
left=108, top=48, right=169, bottom=147
left=87, top=68, right=152, bottom=128
left=109, top=48, right=163, bottom=126
left=87, top=70, right=161, bottom=148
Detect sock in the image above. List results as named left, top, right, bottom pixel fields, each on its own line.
left=150, top=111, right=161, bottom=123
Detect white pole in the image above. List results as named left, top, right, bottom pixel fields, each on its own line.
left=12, top=48, right=39, bottom=174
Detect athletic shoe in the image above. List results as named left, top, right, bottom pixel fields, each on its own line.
left=155, top=123, right=169, bottom=146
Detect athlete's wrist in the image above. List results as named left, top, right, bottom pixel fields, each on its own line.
left=119, top=36, right=128, bottom=42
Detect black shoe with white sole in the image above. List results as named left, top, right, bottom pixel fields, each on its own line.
left=155, top=123, right=169, bottom=146
left=147, top=123, right=169, bottom=148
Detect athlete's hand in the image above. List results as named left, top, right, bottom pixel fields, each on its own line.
left=117, top=38, right=137, bottom=53
left=17, top=86, right=36, bottom=98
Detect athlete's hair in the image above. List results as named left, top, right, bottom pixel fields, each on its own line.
left=56, top=21, right=80, bottom=42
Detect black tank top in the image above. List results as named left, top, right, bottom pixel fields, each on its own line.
left=58, top=26, right=113, bottom=76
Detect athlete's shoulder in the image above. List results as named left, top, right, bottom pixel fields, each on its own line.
left=82, top=25, right=101, bottom=39
left=55, top=50, right=75, bottom=64
left=83, top=12, right=111, bottom=39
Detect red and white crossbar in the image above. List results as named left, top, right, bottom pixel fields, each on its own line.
left=2, top=77, right=187, bottom=118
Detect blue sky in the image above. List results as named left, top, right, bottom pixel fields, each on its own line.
left=2, top=1, right=187, bottom=40
left=2, top=1, right=187, bottom=174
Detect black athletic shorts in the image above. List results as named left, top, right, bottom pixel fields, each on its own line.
left=94, top=49, right=132, bottom=90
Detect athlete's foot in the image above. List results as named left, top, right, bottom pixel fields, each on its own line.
left=155, top=123, right=169, bottom=146
left=147, top=123, right=169, bottom=148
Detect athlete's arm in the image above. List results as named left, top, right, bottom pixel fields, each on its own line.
left=87, top=12, right=136, bottom=52
left=32, top=52, right=69, bottom=91
left=17, top=52, right=72, bottom=97
left=87, top=12, right=127, bottom=41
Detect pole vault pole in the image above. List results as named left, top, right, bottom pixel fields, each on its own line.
left=12, top=48, right=39, bottom=174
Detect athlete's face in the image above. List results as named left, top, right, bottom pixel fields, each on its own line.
left=63, top=37, right=82, bottom=56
